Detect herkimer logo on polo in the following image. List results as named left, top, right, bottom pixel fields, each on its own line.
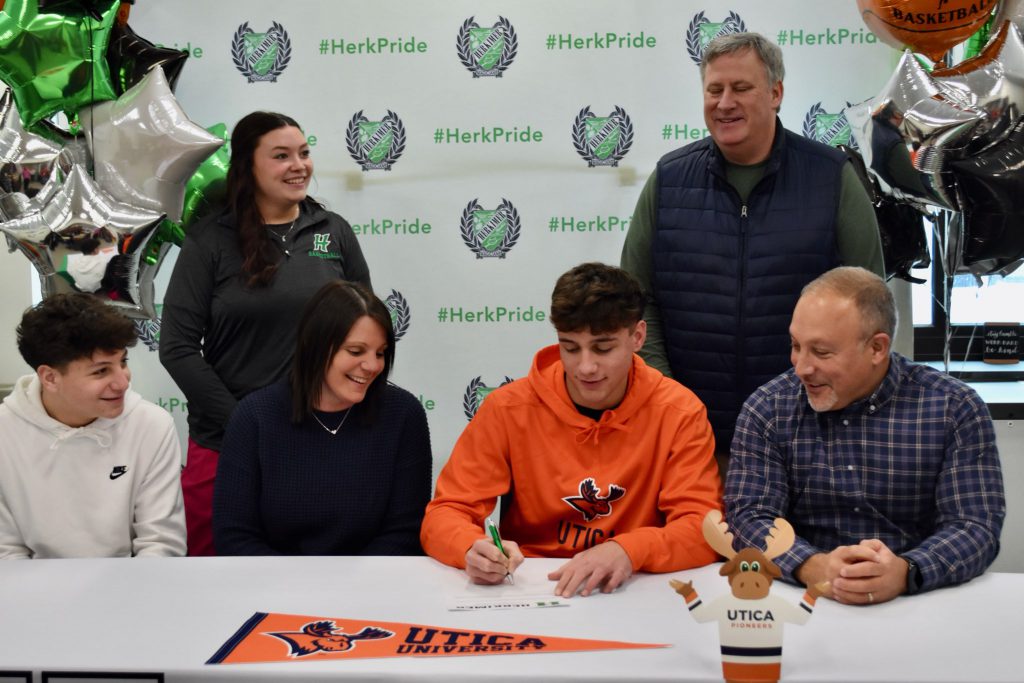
left=346, top=110, right=406, bottom=171
left=562, top=478, right=625, bottom=522
left=685, top=11, right=746, bottom=64
left=268, top=621, right=394, bottom=657
left=572, top=106, right=633, bottom=167
left=457, top=16, right=518, bottom=77
left=460, top=198, right=521, bottom=258
left=312, top=233, right=331, bottom=252
left=463, top=376, right=514, bottom=421
left=307, top=232, right=341, bottom=260
left=802, top=102, right=857, bottom=150
left=384, top=289, right=410, bottom=341
left=231, top=21, right=292, bottom=82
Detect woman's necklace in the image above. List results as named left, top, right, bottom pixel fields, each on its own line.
left=269, top=207, right=301, bottom=242
left=272, top=218, right=297, bottom=243
left=312, top=407, right=351, bottom=435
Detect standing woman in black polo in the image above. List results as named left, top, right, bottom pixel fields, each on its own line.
left=160, top=111, right=370, bottom=556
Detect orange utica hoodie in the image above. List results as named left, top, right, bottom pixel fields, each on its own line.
left=421, top=345, right=722, bottom=572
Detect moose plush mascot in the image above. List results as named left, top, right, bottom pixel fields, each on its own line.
left=670, top=510, right=827, bottom=683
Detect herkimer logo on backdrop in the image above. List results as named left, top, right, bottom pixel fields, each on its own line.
left=802, top=102, right=857, bottom=150
left=572, top=106, right=633, bottom=168
left=346, top=110, right=407, bottom=171
left=384, top=289, right=411, bottom=342
left=463, top=376, right=514, bottom=421
left=268, top=621, right=394, bottom=658
left=457, top=16, right=518, bottom=78
left=460, top=198, right=521, bottom=258
left=135, top=303, right=162, bottom=352
left=685, top=11, right=746, bottom=64
left=231, top=21, right=292, bottom=82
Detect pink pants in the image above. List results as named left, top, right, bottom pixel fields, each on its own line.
left=182, top=439, right=219, bottom=556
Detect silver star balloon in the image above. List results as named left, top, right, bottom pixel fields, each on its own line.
left=933, top=21, right=1024, bottom=145
left=0, top=191, right=33, bottom=222
left=0, top=87, right=61, bottom=165
left=0, top=164, right=165, bottom=319
left=845, top=50, right=984, bottom=210
left=79, top=67, right=222, bottom=222
left=0, top=151, right=62, bottom=222
left=995, top=0, right=1024, bottom=32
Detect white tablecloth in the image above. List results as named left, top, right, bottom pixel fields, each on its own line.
left=0, top=556, right=1019, bottom=682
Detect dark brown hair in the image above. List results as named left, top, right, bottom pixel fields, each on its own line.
left=227, top=111, right=321, bottom=288
left=290, top=280, right=395, bottom=424
left=549, top=262, right=645, bottom=334
left=17, top=293, right=137, bottom=370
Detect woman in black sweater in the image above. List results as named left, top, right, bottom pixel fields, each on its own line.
left=212, top=281, right=431, bottom=555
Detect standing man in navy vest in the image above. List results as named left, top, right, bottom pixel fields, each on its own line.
left=621, top=32, right=883, bottom=470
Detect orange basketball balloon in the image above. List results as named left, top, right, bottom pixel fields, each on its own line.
left=857, top=0, right=998, bottom=61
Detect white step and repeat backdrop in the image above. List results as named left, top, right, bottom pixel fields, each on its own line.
left=128, top=0, right=897, bottom=479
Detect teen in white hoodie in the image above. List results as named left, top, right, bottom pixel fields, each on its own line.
left=0, top=293, right=186, bottom=559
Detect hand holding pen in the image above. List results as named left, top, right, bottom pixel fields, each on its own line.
left=486, top=517, right=514, bottom=585
left=464, top=517, right=525, bottom=585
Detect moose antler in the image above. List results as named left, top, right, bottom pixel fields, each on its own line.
left=762, top=518, right=795, bottom=560
left=701, top=510, right=736, bottom=560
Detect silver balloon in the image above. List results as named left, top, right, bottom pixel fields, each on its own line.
left=79, top=67, right=222, bottom=222
left=846, top=51, right=985, bottom=210
left=0, top=88, right=61, bottom=165
left=0, top=161, right=65, bottom=222
left=0, top=165, right=165, bottom=319
left=995, top=0, right=1024, bottom=31
left=934, top=21, right=1024, bottom=145
left=0, top=191, right=33, bottom=222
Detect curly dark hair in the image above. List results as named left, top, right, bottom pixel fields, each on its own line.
left=549, top=262, right=645, bottom=334
left=17, top=293, right=137, bottom=370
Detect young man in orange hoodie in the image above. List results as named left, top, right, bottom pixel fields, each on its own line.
left=421, top=263, right=722, bottom=597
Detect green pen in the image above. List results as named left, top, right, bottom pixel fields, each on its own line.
left=484, top=517, right=514, bottom=585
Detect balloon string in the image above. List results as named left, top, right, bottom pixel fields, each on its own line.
left=88, top=12, right=95, bottom=178
left=933, top=208, right=982, bottom=369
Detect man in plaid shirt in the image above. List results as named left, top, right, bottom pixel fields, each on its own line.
left=725, top=267, right=1005, bottom=605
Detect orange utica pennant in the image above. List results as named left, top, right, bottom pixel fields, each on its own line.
left=208, top=612, right=667, bottom=664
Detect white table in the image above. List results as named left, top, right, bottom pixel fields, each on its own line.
left=0, top=556, right=1020, bottom=682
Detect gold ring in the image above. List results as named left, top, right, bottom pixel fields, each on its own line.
left=868, top=592, right=874, bottom=603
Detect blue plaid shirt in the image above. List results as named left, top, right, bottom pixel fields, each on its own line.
left=724, top=353, right=1005, bottom=592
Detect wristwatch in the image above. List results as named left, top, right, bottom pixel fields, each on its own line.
left=902, top=556, right=923, bottom=595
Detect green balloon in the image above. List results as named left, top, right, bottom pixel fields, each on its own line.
left=143, top=219, right=185, bottom=266
left=180, top=122, right=230, bottom=230
left=143, top=123, right=230, bottom=264
left=0, top=0, right=119, bottom=127
left=962, top=13, right=996, bottom=61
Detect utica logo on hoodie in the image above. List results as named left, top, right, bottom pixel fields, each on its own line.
left=557, top=477, right=625, bottom=551
left=562, top=477, right=625, bottom=522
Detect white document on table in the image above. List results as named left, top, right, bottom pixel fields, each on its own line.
left=446, top=568, right=571, bottom=611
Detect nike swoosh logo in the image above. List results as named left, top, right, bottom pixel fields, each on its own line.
left=110, top=470, right=127, bottom=480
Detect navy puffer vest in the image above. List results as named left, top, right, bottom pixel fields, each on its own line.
left=653, top=122, right=844, bottom=449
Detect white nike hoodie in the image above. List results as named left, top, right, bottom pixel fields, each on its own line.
left=0, top=374, right=186, bottom=559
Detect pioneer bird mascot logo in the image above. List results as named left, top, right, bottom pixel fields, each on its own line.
left=267, top=621, right=394, bottom=657
left=563, top=478, right=626, bottom=522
